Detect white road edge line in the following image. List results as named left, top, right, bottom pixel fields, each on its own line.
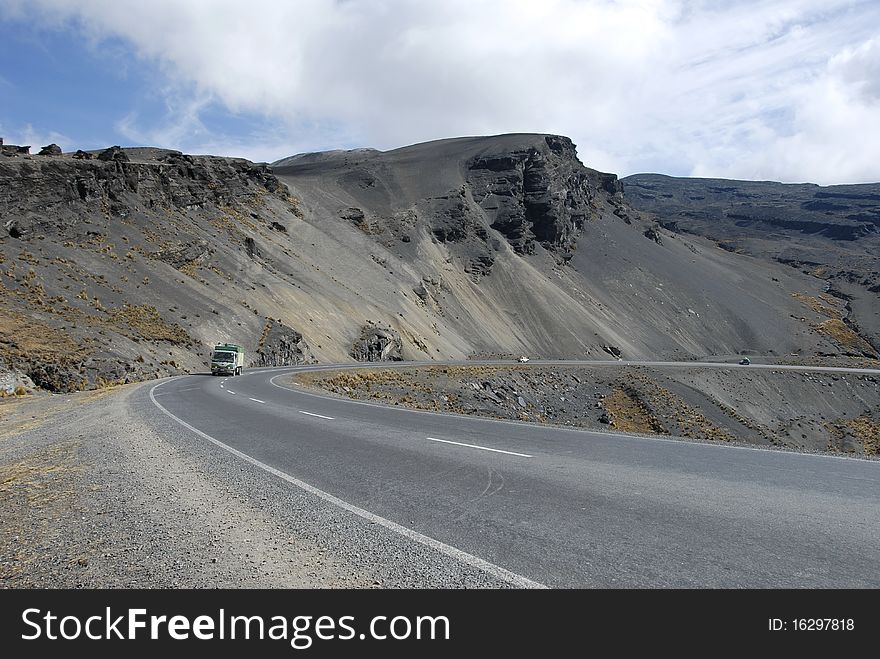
left=148, top=380, right=545, bottom=589
left=427, top=436, right=533, bottom=458
left=299, top=410, right=334, bottom=420
left=249, top=397, right=266, bottom=404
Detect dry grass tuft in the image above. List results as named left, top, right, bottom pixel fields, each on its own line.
left=791, top=292, right=841, bottom=319
left=0, top=307, right=87, bottom=360
left=109, top=304, right=192, bottom=344
left=0, top=442, right=80, bottom=582
left=0, top=448, right=76, bottom=501
left=603, top=387, right=666, bottom=434
left=814, top=319, right=875, bottom=354
left=846, top=417, right=880, bottom=455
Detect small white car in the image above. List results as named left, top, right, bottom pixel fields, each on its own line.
left=739, top=358, right=751, bottom=365
left=518, top=356, right=530, bottom=363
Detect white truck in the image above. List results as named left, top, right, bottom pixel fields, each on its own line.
left=211, top=343, right=244, bottom=376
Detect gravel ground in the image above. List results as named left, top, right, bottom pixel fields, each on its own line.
left=0, top=383, right=514, bottom=588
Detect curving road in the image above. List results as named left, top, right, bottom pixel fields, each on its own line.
left=147, top=361, right=880, bottom=588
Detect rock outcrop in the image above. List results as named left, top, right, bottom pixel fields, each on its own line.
left=350, top=325, right=403, bottom=361
left=254, top=321, right=314, bottom=366
left=98, top=145, right=130, bottom=162
left=643, top=226, right=663, bottom=244
left=1, top=143, right=30, bottom=156
left=38, top=144, right=62, bottom=156
left=0, top=147, right=288, bottom=239
left=0, top=357, right=35, bottom=395
left=465, top=135, right=594, bottom=254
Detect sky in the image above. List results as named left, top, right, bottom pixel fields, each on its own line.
left=1, top=0, right=879, bottom=184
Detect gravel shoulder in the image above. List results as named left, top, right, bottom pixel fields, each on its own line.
left=0, top=381, right=513, bottom=588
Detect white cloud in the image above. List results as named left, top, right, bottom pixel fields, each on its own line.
left=691, top=34, right=880, bottom=184
left=829, top=37, right=880, bottom=103
left=3, top=0, right=880, bottom=182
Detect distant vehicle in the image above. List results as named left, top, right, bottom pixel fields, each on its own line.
left=739, top=358, right=751, bottom=365
left=518, top=356, right=530, bottom=363
left=211, top=343, right=244, bottom=376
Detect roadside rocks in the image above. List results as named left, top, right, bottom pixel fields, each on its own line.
left=350, top=325, right=403, bottom=362
left=15, top=355, right=153, bottom=393
left=254, top=321, right=314, bottom=367
left=0, top=360, right=35, bottom=395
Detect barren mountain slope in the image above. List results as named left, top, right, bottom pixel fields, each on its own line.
left=0, top=135, right=868, bottom=392
left=275, top=134, right=859, bottom=361
left=622, top=174, right=879, bottom=354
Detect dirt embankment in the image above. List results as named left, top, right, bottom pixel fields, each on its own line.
left=294, top=365, right=880, bottom=456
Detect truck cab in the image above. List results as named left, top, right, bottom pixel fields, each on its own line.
left=211, top=343, right=244, bottom=376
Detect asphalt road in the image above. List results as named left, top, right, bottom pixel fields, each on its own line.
left=147, top=361, right=880, bottom=588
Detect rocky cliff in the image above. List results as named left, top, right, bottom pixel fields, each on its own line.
left=465, top=135, right=594, bottom=255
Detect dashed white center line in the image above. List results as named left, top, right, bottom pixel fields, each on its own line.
left=148, top=380, right=546, bottom=589
left=426, top=437, right=533, bottom=458
left=249, top=397, right=266, bottom=404
left=299, top=410, right=334, bottom=420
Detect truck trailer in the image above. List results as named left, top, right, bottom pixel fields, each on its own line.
left=211, top=343, right=244, bottom=376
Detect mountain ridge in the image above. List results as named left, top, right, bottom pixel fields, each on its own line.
left=0, top=134, right=875, bottom=394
